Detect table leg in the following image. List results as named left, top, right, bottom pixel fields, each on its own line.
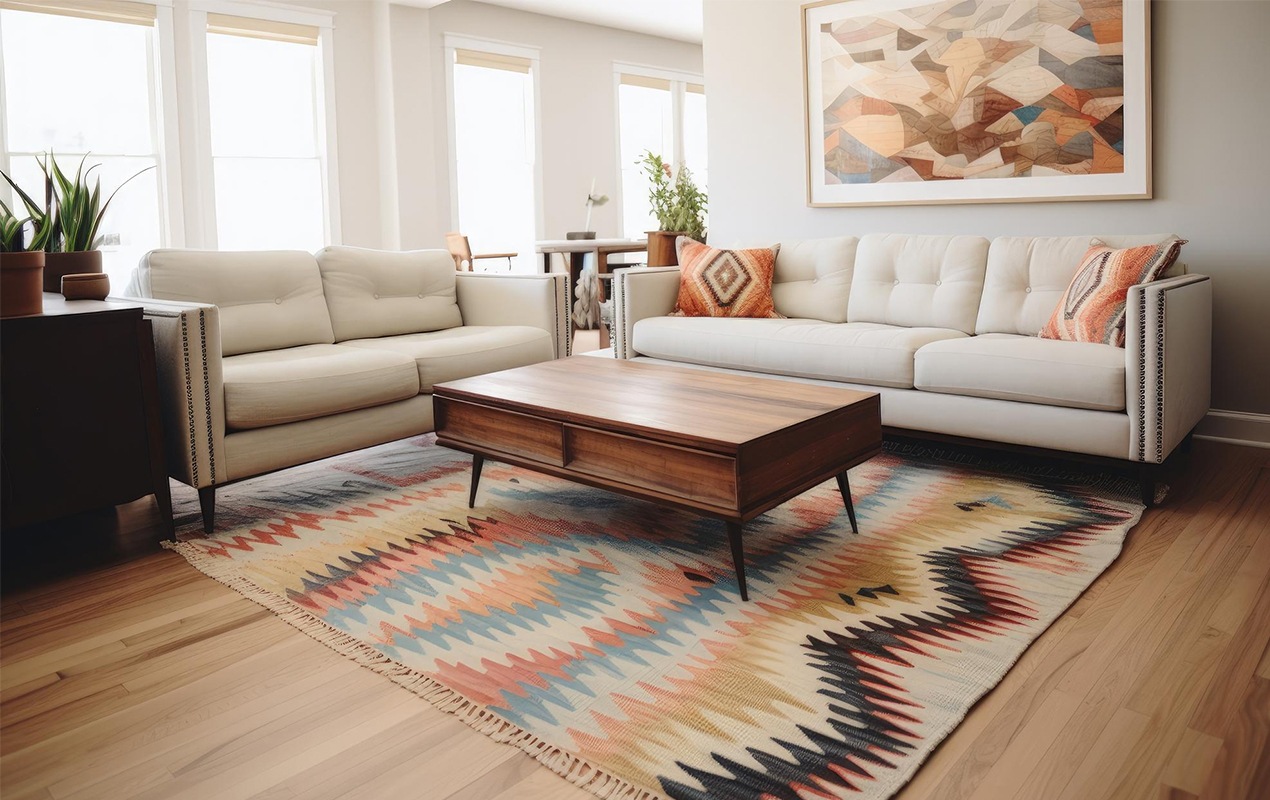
left=836, top=471, right=859, bottom=534
left=727, top=521, right=748, bottom=601
left=469, top=454, right=484, bottom=509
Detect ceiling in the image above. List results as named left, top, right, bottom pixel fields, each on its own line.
left=430, top=0, right=705, bottom=44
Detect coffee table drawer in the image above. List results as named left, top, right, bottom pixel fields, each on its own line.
left=563, top=425, right=737, bottom=509
left=435, top=398, right=564, bottom=466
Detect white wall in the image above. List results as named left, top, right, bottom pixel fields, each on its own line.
left=702, top=0, right=1270, bottom=417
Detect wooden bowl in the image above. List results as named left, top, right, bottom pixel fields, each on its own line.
left=61, top=272, right=111, bottom=301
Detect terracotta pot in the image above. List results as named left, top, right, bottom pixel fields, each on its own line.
left=0, top=251, right=45, bottom=317
left=62, top=272, right=111, bottom=301
left=646, top=230, right=686, bottom=267
left=43, top=250, right=103, bottom=293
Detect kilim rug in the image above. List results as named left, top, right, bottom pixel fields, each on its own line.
left=167, top=435, right=1150, bottom=800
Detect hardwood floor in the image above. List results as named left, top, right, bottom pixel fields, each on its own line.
left=2, top=439, right=1267, bottom=800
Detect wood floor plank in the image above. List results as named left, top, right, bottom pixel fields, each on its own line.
left=1197, top=677, right=1270, bottom=800
left=1161, top=728, right=1225, bottom=797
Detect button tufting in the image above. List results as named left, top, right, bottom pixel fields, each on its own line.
left=274, top=298, right=282, bottom=304
left=935, top=280, right=942, bottom=286
left=1025, top=287, right=1032, bottom=293
left=373, top=293, right=380, bottom=299
left=417, top=293, right=424, bottom=298
left=893, top=279, right=900, bottom=285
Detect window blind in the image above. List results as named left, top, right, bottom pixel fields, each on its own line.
left=454, top=48, right=531, bottom=74
left=206, top=12, right=318, bottom=46
left=687, top=82, right=705, bottom=95
left=619, top=73, right=672, bottom=92
left=0, top=0, right=155, bottom=26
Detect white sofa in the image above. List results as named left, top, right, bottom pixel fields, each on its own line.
left=124, top=246, right=570, bottom=531
left=612, top=233, right=1212, bottom=503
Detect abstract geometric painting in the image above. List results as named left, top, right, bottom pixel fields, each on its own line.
left=803, top=0, right=1150, bottom=205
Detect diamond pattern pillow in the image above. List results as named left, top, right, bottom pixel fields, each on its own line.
left=669, top=238, right=783, bottom=318
left=1039, top=237, right=1186, bottom=347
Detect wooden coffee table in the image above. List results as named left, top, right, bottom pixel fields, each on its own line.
left=432, top=357, right=881, bottom=600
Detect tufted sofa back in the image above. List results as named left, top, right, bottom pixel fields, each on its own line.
left=316, top=246, right=463, bottom=341
left=769, top=236, right=858, bottom=323
left=135, top=249, right=334, bottom=356
left=846, top=234, right=990, bottom=334
left=975, top=234, right=1184, bottom=336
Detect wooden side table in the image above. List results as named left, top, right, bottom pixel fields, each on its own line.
left=0, top=294, right=174, bottom=533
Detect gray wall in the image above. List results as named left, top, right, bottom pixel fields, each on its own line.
left=702, top=0, right=1270, bottom=416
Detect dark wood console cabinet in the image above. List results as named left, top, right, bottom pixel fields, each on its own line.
left=1, top=294, right=173, bottom=533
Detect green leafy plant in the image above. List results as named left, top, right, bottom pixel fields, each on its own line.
left=43, top=153, right=154, bottom=252
left=638, top=151, right=707, bottom=241
left=1, top=166, right=54, bottom=253
left=1, top=198, right=27, bottom=252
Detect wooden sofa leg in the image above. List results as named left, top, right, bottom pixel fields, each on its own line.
left=198, top=486, right=216, bottom=533
left=1139, top=465, right=1157, bottom=508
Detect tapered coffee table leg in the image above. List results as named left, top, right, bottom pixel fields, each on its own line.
left=836, top=471, right=859, bottom=534
left=727, top=521, right=748, bottom=601
left=469, top=454, right=484, bottom=508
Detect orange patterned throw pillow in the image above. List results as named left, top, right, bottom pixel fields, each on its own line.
left=669, top=238, right=782, bottom=318
left=1040, top=237, right=1186, bottom=347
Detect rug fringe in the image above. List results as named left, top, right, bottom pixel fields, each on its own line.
left=161, top=539, right=667, bottom=800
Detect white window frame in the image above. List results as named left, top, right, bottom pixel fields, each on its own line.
left=185, top=0, right=341, bottom=249
left=443, top=32, right=544, bottom=241
left=611, top=61, right=704, bottom=240
left=0, top=0, right=186, bottom=248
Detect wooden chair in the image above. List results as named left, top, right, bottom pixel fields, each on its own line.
left=445, top=232, right=517, bottom=272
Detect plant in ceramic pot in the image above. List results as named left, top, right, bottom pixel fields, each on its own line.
left=0, top=182, right=54, bottom=317
left=638, top=151, right=706, bottom=267
left=37, top=153, right=153, bottom=292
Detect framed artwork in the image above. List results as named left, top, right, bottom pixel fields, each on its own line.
left=802, top=0, right=1150, bottom=206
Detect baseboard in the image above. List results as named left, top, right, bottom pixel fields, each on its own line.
left=1195, top=409, right=1270, bottom=449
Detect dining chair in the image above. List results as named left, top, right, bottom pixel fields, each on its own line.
left=445, top=232, right=517, bottom=271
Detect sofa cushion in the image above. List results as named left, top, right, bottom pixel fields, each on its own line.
left=137, top=249, right=335, bottom=356
left=632, top=316, right=966, bottom=388
left=316, top=246, right=463, bottom=341
left=223, top=344, right=420, bottom=431
left=976, top=234, right=1186, bottom=336
left=847, top=234, right=989, bottom=334
left=914, top=333, right=1126, bottom=411
left=753, top=236, right=857, bottom=322
left=341, top=326, right=554, bottom=392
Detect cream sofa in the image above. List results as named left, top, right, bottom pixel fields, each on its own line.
left=124, top=246, right=570, bottom=531
left=612, top=233, right=1211, bottom=503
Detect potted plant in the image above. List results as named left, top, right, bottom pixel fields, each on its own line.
left=638, top=151, right=707, bottom=267
left=0, top=185, right=54, bottom=318
left=2, top=153, right=153, bottom=292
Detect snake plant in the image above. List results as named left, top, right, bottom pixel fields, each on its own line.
left=43, top=153, right=154, bottom=252
left=0, top=167, right=54, bottom=253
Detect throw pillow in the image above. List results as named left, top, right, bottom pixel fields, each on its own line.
left=1039, top=237, right=1186, bottom=347
left=669, top=238, right=783, bottom=318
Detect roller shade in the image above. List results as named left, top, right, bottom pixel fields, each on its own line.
left=454, top=48, right=531, bottom=74
left=0, top=0, right=155, bottom=26
left=620, top=73, right=671, bottom=92
left=207, top=12, right=318, bottom=46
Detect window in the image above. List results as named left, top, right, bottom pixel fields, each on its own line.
left=204, top=13, right=329, bottom=251
left=447, top=41, right=539, bottom=272
left=0, top=0, right=166, bottom=289
left=615, top=67, right=707, bottom=239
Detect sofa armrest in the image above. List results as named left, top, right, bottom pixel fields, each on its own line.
left=611, top=267, right=680, bottom=359
left=117, top=296, right=226, bottom=489
left=454, top=272, right=571, bottom=358
left=1126, top=274, right=1211, bottom=463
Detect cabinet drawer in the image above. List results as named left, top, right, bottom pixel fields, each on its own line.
left=563, top=425, right=737, bottom=509
left=435, top=398, right=564, bottom=466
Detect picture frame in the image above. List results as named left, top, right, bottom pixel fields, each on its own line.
left=801, top=0, right=1151, bottom=206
